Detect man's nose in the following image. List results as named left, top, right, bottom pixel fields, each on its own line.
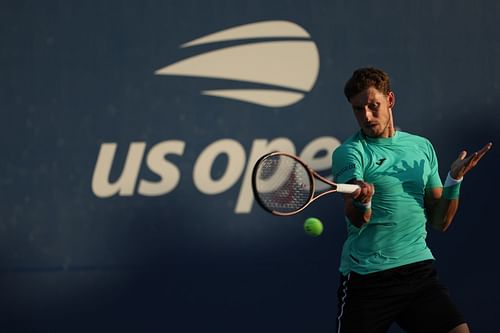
left=362, top=107, right=373, bottom=121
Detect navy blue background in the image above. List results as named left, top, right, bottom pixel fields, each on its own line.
left=1, top=1, right=499, bottom=332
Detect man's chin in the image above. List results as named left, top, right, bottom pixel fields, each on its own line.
left=362, top=127, right=380, bottom=138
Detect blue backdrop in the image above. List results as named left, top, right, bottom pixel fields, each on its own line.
left=1, top=1, right=499, bottom=332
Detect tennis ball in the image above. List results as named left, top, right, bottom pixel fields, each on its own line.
left=304, top=217, right=323, bottom=237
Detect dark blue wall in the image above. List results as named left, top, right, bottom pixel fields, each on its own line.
left=1, top=1, right=499, bottom=332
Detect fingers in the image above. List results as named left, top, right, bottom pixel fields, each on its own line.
left=458, top=150, right=467, bottom=161
left=476, top=142, right=493, bottom=159
left=464, top=142, right=492, bottom=167
left=464, top=153, right=477, bottom=168
left=351, top=181, right=374, bottom=203
left=451, top=142, right=492, bottom=178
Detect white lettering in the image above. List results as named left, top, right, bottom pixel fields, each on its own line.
left=92, top=142, right=146, bottom=197
left=138, top=140, right=185, bottom=196
left=193, top=139, right=246, bottom=194
left=91, top=136, right=341, bottom=213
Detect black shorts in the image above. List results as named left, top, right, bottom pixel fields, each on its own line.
left=336, top=260, right=465, bottom=333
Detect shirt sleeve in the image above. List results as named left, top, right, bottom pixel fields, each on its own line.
left=332, top=144, right=364, bottom=184
left=425, top=140, right=443, bottom=189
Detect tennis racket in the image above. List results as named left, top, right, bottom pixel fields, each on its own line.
left=252, top=152, right=359, bottom=216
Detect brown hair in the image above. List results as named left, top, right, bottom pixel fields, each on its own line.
left=344, top=67, right=391, bottom=101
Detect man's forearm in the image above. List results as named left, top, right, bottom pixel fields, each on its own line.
left=345, top=197, right=372, bottom=228
left=428, top=196, right=459, bottom=232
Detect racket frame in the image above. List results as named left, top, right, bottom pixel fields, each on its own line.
left=252, top=151, right=357, bottom=216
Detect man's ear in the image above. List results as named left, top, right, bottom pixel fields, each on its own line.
left=388, top=91, right=396, bottom=108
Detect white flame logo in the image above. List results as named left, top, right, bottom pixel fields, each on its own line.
left=155, top=20, right=320, bottom=107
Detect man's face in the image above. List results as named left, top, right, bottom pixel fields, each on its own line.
left=349, top=87, right=395, bottom=138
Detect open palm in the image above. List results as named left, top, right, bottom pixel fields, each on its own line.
left=450, top=142, right=493, bottom=179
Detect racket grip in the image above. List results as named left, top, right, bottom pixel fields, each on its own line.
left=336, top=184, right=360, bottom=194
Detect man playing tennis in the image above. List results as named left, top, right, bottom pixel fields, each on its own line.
left=332, top=67, right=492, bottom=333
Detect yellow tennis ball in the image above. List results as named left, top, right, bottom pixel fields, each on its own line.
left=304, top=217, right=323, bottom=237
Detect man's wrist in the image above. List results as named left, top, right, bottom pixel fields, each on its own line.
left=353, top=200, right=372, bottom=212
left=443, top=172, right=462, bottom=200
left=444, top=172, right=463, bottom=187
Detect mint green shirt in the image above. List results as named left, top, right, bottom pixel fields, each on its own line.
left=332, top=131, right=442, bottom=275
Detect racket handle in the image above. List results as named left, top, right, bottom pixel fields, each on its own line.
left=336, top=184, right=360, bottom=194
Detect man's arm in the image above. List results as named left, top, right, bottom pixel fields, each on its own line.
left=425, top=187, right=459, bottom=232
left=342, top=180, right=374, bottom=228
left=425, top=142, right=492, bottom=232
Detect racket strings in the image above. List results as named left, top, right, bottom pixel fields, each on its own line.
left=255, top=155, right=312, bottom=213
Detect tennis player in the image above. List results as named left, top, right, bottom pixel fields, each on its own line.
left=332, top=67, right=492, bottom=333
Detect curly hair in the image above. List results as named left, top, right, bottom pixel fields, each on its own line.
left=344, top=67, right=391, bottom=101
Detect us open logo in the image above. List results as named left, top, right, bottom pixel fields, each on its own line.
left=154, top=20, right=320, bottom=107
left=91, top=20, right=335, bottom=214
